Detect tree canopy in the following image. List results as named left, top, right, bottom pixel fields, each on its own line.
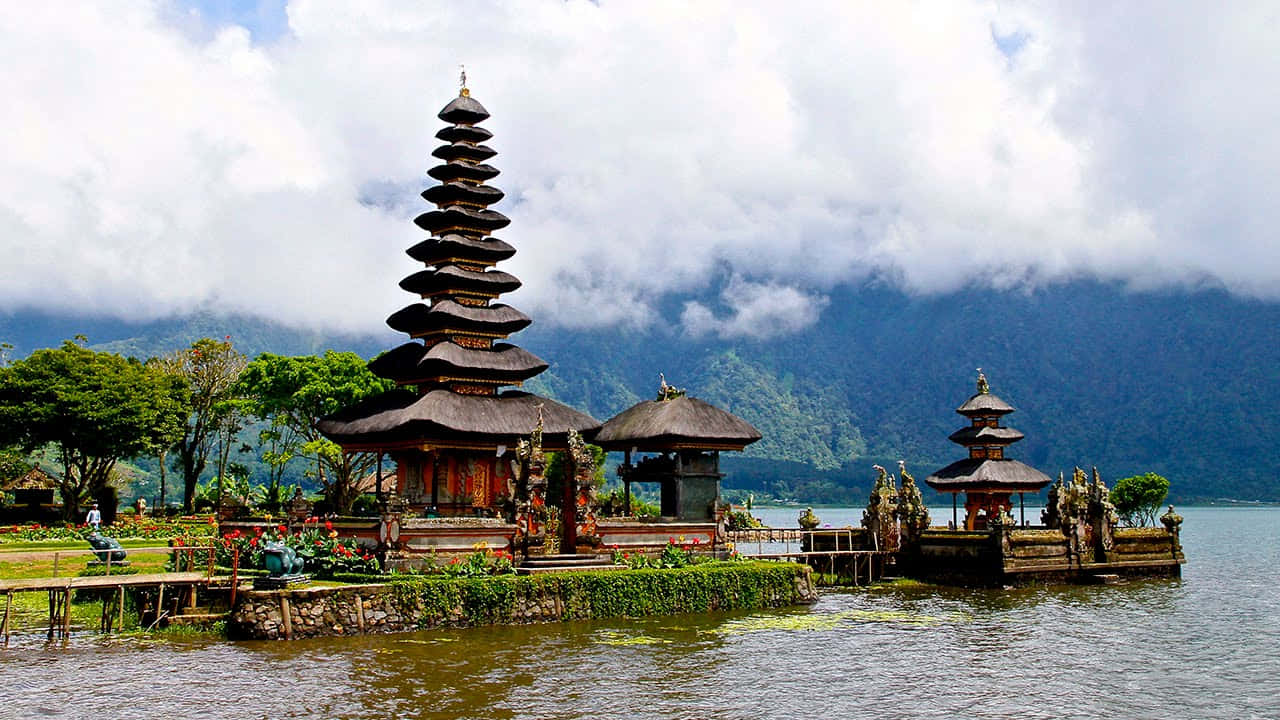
left=0, top=339, right=188, bottom=519
left=238, top=351, right=392, bottom=513
left=153, top=337, right=248, bottom=512
left=1111, top=472, right=1171, bottom=526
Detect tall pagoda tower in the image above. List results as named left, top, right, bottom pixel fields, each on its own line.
left=924, top=371, right=1051, bottom=530
left=319, top=84, right=600, bottom=515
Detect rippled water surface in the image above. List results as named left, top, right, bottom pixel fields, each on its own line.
left=4, top=507, right=1277, bottom=720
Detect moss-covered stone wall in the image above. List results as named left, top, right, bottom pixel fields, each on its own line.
left=229, top=562, right=816, bottom=640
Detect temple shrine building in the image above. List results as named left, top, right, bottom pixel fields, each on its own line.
left=318, top=87, right=600, bottom=518
left=924, top=372, right=1052, bottom=530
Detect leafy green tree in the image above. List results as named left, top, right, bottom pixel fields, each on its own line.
left=0, top=339, right=188, bottom=521
left=0, top=446, right=32, bottom=482
left=154, top=337, right=248, bottom=512
left=1111, top=472, right=1171, bottom=526
left=238, top=351, right=393, bottom=514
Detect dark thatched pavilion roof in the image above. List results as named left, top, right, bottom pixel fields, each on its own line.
left=924, top=458, right=1052, bottom=493
left=957, top=392, right=1015, bottom=416
left=318, top=389, right=600, bottom=450
left=594, top=396, right=762, bottom=452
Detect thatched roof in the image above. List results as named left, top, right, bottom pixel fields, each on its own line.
left=413, top=205, right=510, bottom=234
left=594, top=396, right=762, bottom=451
left=318, top=388, right=600, bottom=449
left=432, top=142, right=497, bottom=163
left=436, top=124, right=492, bottom=143
left=0, top=467, right=56, bottom=491
left=369, top=341, right=547, bottom=384
left=386, top=300, right=531, bottom=337
left=438, top=94, right=490, bottom=124
left=398, top=265, right=521, bottom=297
left=957, top=392, right=1015, bottom=415
left=427, top=160, right=499, bottom=184
left=421, top=183, right=505, bottom=208
left=407, top=233, right=514, bottom=265
left=925, top=458, right=1052, bottom=493
left=947, top=425, right=1025, bottom=445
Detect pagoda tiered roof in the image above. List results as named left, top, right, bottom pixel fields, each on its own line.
left=318, top=87, right=599, bottom=448
left=925, top=372, right=1051, bottom=494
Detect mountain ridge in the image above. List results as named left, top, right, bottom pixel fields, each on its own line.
left=4, top=280, right=1276, bottom=503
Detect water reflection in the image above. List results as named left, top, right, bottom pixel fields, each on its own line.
left=2, top=507, right=1277, bottom=720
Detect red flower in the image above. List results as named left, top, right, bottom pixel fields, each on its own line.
left=249, top=537, right=258, bottom=547
left=314, top=540, right=324, bottom=546
left=362, top=554, right=372, bottom=561
left=255, top=526, right=264, bottom=535
left=277, top=524, right=287, bottom=534
left=692, top=538, right=701, bottom=545
left=324, top=520, right=333, bottom=531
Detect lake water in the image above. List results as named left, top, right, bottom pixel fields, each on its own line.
left=3, top=507, right=1277, bottom=720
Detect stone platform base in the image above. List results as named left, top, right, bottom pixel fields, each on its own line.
left=254, top=574, right=311, bottom=590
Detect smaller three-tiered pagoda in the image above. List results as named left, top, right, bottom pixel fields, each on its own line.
left=925, top=371, right=1051, bottom=530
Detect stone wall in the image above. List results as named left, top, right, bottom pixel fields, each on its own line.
left=229, top=563, right=816, bottom=641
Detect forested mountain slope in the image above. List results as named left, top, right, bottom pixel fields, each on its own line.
left=4, top=280, right=1276, bottom=503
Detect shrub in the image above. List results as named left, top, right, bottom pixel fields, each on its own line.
left=1111, top=472, right=1170, bottom=526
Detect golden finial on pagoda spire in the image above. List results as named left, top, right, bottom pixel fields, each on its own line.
left=459, top=64, right=470, bottom=97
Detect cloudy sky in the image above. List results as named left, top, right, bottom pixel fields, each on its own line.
left=2, top=1, right=1277, bottom=338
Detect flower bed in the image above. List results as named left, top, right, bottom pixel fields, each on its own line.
left=210, top=518, right=378, bottom=579
left=0, top=516, right=217, bottom=543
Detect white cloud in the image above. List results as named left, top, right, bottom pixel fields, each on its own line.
left=1, top=1, right=1277, bottom=336
left=681, top=277, right=829, bottom=340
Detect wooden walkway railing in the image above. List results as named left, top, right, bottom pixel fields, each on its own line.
left=0, top=545, right=228, bottom=645
left=726, top=528, right=891, bottom=585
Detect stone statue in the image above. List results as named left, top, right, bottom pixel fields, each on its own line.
left=862, top=465, right=899, bottom=550
left=1160, top=505, right=1183, bottom=535
left=798, top=507, right=820, bottom=530
left=656, top=373, right=686, bottom=401
left=1087, top=467, right=1118, bottom=555
left=976, top=367, right=989, bottom=395
left=87, top=532, right=127, bottom=563
left=262, top=541, right=305, bottom=577
left=895, top=460, right=930, bottom=546
left=1042, top=472, right=1064, bottom=527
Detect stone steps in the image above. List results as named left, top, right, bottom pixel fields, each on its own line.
left=516, top=563, right=626, bottom=575
left=516, top=553, right=624, bottom=575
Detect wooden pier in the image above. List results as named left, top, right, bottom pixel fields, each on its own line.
left=728, top=528, right=892, bottom=585
left=0, top=545, right=227, bottom=645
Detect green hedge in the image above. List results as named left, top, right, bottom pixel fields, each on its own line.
left=387, top=561, right=806, bottom=628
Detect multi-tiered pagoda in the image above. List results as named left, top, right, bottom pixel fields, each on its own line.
left=319, top=86, right=599, bottom=515
left=925, top=371, right=1051, bottom=530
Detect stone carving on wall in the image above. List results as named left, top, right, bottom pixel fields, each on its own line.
left=567, top=429, right=601, bottom=548
left=514, top=408, right=549, bottom=557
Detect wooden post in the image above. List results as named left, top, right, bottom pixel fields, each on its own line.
left=52, top=552, right=59, bottom=578
left=562, top=445, right=577, bottom=553
left=1019, top=493, right=1026, bottom=526
left=105, top=553, right=112, bottom=576
left=62, top=589, right=72, bottom=637
left=230, top=546, right=240, bottom=607
left=355, top=594, right=365, bottom=632
left=376, top=452, right=384, bottom=505
left=952, top=494, right=958, bottom=529
left=3, top=591, right=12, bottom=645
left=117, top=586, right=125, bottom=633
left=156, top=583, right=165, bottom=626
left=280, top=596, right=292, bottom=639
left=47, top=590, right=56, bottom=639
left=623, top=450, right=632, bottom=516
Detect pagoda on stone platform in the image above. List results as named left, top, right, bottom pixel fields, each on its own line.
left=319, top=83, right=599, bottom=516
left=925, top=370, right=1051, bottom=530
